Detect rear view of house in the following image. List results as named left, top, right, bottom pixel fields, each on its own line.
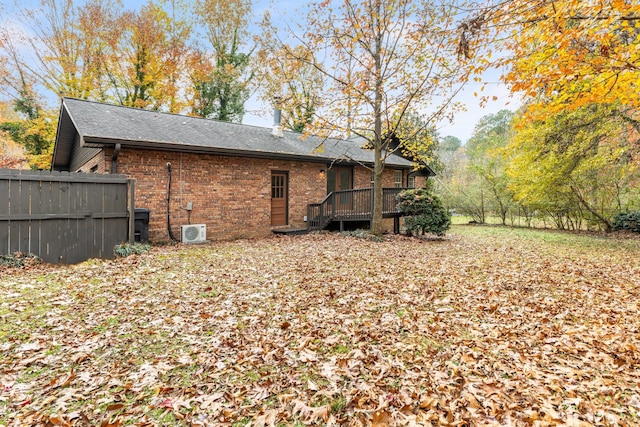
left=52, top=98, right=432, bottom=242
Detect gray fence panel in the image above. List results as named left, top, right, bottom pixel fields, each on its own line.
left=0, top=177, right=8, bottom=255
left=29, top=179, right=42, bottom=257
left=40, top=181, right=58, bottom=262
left=0, top=169, right=131, bottom=264
left=102, top=181, right=128, bottom=257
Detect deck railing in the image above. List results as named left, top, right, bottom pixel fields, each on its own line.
left=307, top=187, right=409, bottom=230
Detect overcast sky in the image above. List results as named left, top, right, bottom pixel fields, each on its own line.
left=0, top=0, right=519, bottom=143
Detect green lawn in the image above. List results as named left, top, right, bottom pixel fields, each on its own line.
left=1, top=225, right=639, bottom=426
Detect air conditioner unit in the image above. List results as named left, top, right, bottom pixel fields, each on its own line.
left=181, top=224, right=206, bottom=244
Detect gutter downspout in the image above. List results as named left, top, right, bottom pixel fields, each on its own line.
left=111, top=143, right=121, bottom=174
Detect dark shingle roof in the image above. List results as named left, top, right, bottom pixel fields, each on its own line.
left=53, top=98, right=416, bottom=170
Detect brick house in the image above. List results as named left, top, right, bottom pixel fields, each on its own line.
left=51, top=98, right=433, bottom=242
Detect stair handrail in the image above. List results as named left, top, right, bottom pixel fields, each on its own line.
left=307, top=187, right=411, bottom=230
left=307, top=192, right=335, bottom=230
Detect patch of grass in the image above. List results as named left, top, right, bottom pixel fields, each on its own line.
left=331, top=396, right=347, bottom=412
left=18, top=366, right=49, bottom=382
left=243, top=370, right=261, bottom=382
left=166, top=364, right=201, bottom=387
left=105, top=316, right=121, bottom=326
left=452, top=224, right=640, bottom=254
left=198, top=289, right=220, bottom=298
left=420, top=338, right=445, bottom=353
left=330, top=344, right=351, bottom=355
left=146, top=408, right=179, bottom=424
left=45, top=345, right=63, bottom=356
left=299, top=371, right=330, bottom=389
left=278, top=422, right=305, bottom=427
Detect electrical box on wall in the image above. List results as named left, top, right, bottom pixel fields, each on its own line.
left=186, top=202, right=193, bottom=211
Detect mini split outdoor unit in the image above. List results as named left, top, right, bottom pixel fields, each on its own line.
left=181, top=224, right=207, bottom=244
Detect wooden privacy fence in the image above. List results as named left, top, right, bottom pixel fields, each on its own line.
left=0, top=169, right=134, bottom=264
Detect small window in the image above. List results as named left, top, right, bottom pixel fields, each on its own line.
left=408, top=175, right=415, bottom=188
left=394, top=170, right=403, bottom=188
left=370, top=171, right=375, bottom=186
left=271, top=174, right=285, bottom=198
left=90, top=165, right=98, bottom=173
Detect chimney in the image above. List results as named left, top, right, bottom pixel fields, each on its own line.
left=272, top=101, right=283, bottom=138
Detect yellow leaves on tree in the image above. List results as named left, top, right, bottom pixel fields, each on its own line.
left=198, top=0, right=251, bottom=53
left=22, top=114, right=56, bottom=170
left=504, top=104, right=639, bottom=230
left=461, top=0, right=640, bottom=120
left=255, top=31, right=324, bottom=132
left=114, top=2, right=190, bottom=112
left=0, top=0, right=192, bottom=112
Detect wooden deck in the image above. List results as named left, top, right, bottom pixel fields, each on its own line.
left=271, top=227, right=309, bottom=236
left=307, top=187, right=407, bottom=232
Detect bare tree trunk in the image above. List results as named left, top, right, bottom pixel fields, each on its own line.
left=570, top=185, right=612, bottom=232
left=480, top=187, right=485, bottom=224
left=371, top=144, right=384, bottom=235
left=371, top=1, right=384, bottom=236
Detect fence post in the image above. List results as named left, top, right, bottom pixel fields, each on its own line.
left=128, top=179, right=135, bottom=244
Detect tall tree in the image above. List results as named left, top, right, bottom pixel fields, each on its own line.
left=466, top=110, right=515, bottom=225
left=1, top=0, right=120, bottom=100
left=0, top=0, right=194, bottom=168
left=1, top=0, right=191, bottom=111
left=437, top=135, right=461, bottom=181
left=190, top=0, right=254, bottom=122
left=271, top=0, right=468, bottom=234
left=108, top=0, right=191, bottom=111
left=0, top=93, right=56, bottom=170
left=505, top=104, right=639, bottom=231
left=256, top=40, right=324, bottom=132
left=458, top=0, right=640, bottom=124
left=256, top=13, right=325, bottom=133
left=437, top=144, right=488, bottom=223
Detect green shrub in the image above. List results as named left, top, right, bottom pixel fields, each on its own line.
left=397, top=189, right=451, bottom=237
left=613, top=211, right=640, bottom=232
left=114, top=242, right=151, bottom=258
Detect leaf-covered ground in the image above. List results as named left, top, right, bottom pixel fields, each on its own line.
left=1, top=226, right=640, bottom=426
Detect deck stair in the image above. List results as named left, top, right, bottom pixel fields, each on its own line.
left=271, top=227, right=309, bottom=236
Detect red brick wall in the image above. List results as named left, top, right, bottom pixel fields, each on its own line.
left=414, top=175, right=428, bottom=188
left=79, top=148, right=413, bottom=241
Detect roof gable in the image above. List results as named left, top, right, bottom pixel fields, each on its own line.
left=52, top=98, right=416, bottom=170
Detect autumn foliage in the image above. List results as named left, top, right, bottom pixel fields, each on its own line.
left=460, top=0, right=640, bottom=120
left=2, top=229, right=640, bottom=425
